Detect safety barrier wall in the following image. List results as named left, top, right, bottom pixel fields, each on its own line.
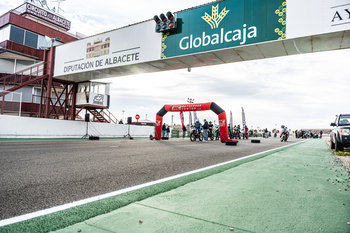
left=0, top=115, right=154, bottom=138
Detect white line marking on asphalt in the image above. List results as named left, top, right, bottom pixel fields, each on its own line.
left=0, top=140, right=305, bottom=227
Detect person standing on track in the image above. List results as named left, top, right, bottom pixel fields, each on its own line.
left=166, top=125, right=170, bottom=138
left=162, top=123, right=166, bottom=137
left=203, top=119, right=209, bottom=142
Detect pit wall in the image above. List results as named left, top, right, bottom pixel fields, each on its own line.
left=0, top=115, right=154, bottom=138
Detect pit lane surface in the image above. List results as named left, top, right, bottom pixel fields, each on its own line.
left=0, top=137, right=299, bottom=220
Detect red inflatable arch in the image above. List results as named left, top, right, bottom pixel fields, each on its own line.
left=154, top=102, right=237, bottom=143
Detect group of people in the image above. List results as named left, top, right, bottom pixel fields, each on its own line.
left=194, top=119, right=214, bottom=142
left=162, top=123, right=171, bottom=138
left=228, top=124, right=250, bottom=139
left=295, top=129, right=322, bottom=139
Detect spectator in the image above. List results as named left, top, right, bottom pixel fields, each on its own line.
left=166, top=125, right=170, bottom=137
left=203, top=119, right=209, bottom=142
left=162, top=123, right=166, bottom=137
left=119, top=119, right=123, bottom=124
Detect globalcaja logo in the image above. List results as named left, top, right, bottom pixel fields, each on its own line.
left=201, top=4, right=229, bottom=29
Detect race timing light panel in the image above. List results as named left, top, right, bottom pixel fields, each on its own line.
left=153, top=11, right=177, bottom=33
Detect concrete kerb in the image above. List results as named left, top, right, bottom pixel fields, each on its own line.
left=0, top=140, right=306, bottom=233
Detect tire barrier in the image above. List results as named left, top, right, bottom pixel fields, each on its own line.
left=251, top=139, right=260, bottom=143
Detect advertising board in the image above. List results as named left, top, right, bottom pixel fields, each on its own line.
left=54, top=20, right=162, bottom=77
left=161, top=0, right=285, bottom=58
left=53, top=0, right=350, bottom=79
left=15, top=3, right=71, bottom=30
left=286, top=0, right=350, bottom=38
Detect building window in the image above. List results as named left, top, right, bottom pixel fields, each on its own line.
left=9, top=26, right=62, bottom=49
left=9, top=26, right=24, bottom=44
left=24, top=31, right=38, bottom=48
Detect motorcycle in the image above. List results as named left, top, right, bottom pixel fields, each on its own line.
left=233, top=127, right=241, bottom=139
left=190, top=125, right=203, bottom=142
left=242, top=129, right=249, bottom=139
left=215, top=126, right=220, bottom=140
left=280, top=126, right=289, bottom=142
left=228, top=126, right=233, bottom=139
left=207, top=126, right=215, bottom=140
left=249, top=130, right=254, bottom=137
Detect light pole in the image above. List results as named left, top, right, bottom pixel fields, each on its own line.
left=187, top=98, right=194, bottom=126
left=187, top=98, right=194, bottom=104
left=171, top=115, right=175, bottom=126
left=122, top=110, right=125, bottom=122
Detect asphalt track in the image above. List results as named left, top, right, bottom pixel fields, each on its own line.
left=0, top=137, right=297, bottom=220
left=1, top=138, right=349, bottom=232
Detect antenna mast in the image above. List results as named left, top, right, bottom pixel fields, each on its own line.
left=52, top=0, right=66, bottom=14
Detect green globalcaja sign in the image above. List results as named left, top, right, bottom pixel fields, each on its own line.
left=161, top=0, right=286, bottom=58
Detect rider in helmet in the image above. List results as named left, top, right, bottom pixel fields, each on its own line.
left=195, top=120, right=202, bottom=133
left=208, top=121, right=213, bottom=134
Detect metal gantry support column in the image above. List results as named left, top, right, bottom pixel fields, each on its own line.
left=44, top=46, right=55, bottom=118
left=70, top=83, right=77, bottom=120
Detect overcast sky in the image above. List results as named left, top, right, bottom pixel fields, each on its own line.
left=1, top=0, right=349, bottom=130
